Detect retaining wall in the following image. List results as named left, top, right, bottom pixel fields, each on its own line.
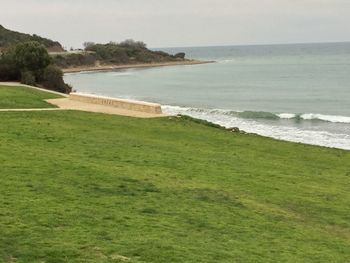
left=69, top=93, right=162, bottom=114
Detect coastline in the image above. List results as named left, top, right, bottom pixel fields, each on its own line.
left=2, top=82, right=348, bottom=150
left=62, top=60, right=213, bottom=74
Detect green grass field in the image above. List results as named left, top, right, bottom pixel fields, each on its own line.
left=0, top=86, right=349, bottom=262
left=0, top=85, right=62, bottom=109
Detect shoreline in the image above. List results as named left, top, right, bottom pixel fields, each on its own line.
left=1, top=82, right=348, bottom=150
left=62, top=60, right=213, bottom=74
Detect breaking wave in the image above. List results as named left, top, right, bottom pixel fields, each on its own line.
left=162, top=105, right=350, bottom=150
left=163, top=106, right=350, bottom=124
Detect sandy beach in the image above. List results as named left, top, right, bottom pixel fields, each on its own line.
left=62, top=60, right=213, bottom=73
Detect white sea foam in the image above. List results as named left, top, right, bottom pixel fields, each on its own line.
left=277, top=113, right=296, bottom=119
left=162, top=105, right=350, bottom=150
left=301, top=113, right=350, bottom=124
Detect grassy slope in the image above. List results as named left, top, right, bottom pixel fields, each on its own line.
left=0, top=107, right=349, bottom=262
left=0, top=85, right=62, bottom=109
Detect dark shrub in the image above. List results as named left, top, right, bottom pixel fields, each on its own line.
left=119, top=39, right=147, bottom=49
left=0, top=61, right=19, bottom=81
left=81, top=53, right=96, bottom=65
left=0, top=41, right=72, bottom=93
left=20, top=71, right=36, bottom=86
left=13, top=41, right=51, bottom=71
left=0, top=48, right=20, bottom=80
left=154, top=51, right=171, bottom=57
left=174, top=52, right=186, bottom=59
left=52, top=54, right=68, bottom=68
left=41, top=65, right=72, bottom=94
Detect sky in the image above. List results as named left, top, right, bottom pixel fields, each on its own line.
left=0, top=0, right=349, bottom=48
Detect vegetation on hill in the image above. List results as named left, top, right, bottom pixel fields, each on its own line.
left=0, top=86, right=349, bottom=262
left=0, top=41, right=71, bottom=93
left=0, top=25, right=64, bottom=52
left=52, top=40, right=188, bottom=69
left=0, top=26, right=189, bottom=73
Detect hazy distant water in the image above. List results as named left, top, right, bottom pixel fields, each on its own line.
left=64, top=43, right=350, bottom=150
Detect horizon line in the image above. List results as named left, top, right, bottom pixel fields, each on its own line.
left=151, top=40, right=350, bottom=50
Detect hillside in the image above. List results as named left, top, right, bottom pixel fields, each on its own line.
left=0, top=26, right=190, bottom=70
left=0, top=25, right=64, bottom=52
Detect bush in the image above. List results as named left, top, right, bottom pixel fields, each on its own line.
left=174, top=52, right=186, bottom=59
left=0, top=47, right=20, bottom=80
left=119, top=39, right=147, bottom=49
left=20, top=71, right=36, bottom=86
left=83, top=42, right=95, bottom=50
left=0, top=41, right=72, bottom=93
left=13, top=41, right=51, bottom=71
left=0, top=60, right=19, bottom=81
left=41, top=65, right=72, bottom=94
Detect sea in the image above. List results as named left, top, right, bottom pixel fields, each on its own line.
left=64, top=42, right=350, bottom=150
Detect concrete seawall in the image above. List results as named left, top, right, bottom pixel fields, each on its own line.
left=69, top=93, right=162, bottom=114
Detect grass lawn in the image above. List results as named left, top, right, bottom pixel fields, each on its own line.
left=0, top=85, right=62, bottom=109
left=0, top=88, right=349, bottom=262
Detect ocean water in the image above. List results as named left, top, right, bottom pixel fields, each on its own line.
left=64, top=43, right=350, bottom=150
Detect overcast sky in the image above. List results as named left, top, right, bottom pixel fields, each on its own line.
left=0, top=0, right=349, bottom=48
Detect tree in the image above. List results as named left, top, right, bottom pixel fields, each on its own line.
left=119, top=39, right=147, bottom=49
left=83, top=42, right=95, bottom=50
left=0, top=48, right=19, bottom=81
left=41, top=65, right=72, bottom=93
left=20, top=71, right=36, bottom=86
left=0, top=41, right=71, bottom=93
left=13, top=41, right=51, bottom=71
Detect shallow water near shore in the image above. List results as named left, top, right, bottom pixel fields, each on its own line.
left=64, top=42, right=350, bottom=150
